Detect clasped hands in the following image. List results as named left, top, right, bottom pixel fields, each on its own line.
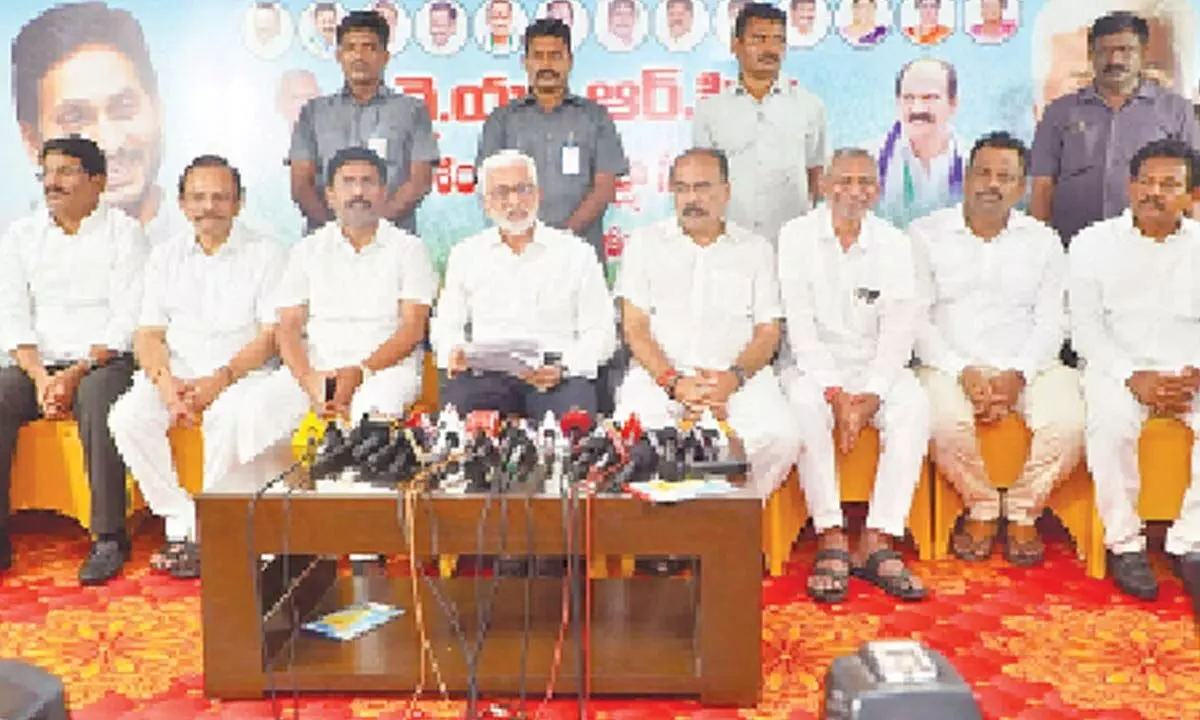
left=827, top=389, right=882, bottom=454
left=672, top=369, right=741, bottom=422
left=33, top=348, right=116, bottom=420
left=156, top=368, right=234, bottom=427
left=959, top=367, right=1025, bottom=424
left=1126, top=367, right=1200, bottom=418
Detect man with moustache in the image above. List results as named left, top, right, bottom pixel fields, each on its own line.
left=664, top=0, right=695, bottom=45
left=313, top=2, right=340, bottom=53
left=12, top=3, right=167, bottom=237
left=432, top=150, right=615, bottom=417
left=428, top=2, right=460, bottom=49
left=246, top=147, right=436, bottom=454
left=615, top=148, right=802, bottom=502
left=910, top=133, right=1085, bottom=567
left=788, top=0, right=819, bottom=45
left=1069, top=139, right=1200, bottom=600
left=291, top=10, right=438, bottom=235
left=0, top=136, right=148, bottom=582
left=1031, top=12, right=1200, bottom=246
left=108, top=156, right=283, bottom=580
left=477, top=18, right=628, bottom=260
left=694, top=2, right=827, bottom=243
left=779, top=148, right=929, bottom=604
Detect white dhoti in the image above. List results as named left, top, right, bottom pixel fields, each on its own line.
left=109, top=372, right=271, bottom=540
left=240, top=359, right=423, bottom=463
left=783, top=368, right=930, bottom=538
left=613, top=366, right=802, bottom=497
left=1084, top=371, right=1200, bottom=556
left=920, top=365, right=1085, bottom=524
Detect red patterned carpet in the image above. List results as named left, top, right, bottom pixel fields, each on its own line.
left=1, top=512, right=1197, bottom=720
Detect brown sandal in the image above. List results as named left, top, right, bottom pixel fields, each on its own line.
left=1005, top=524, right=1044, bottom=567
left=951, top=518, right=998, bottom=562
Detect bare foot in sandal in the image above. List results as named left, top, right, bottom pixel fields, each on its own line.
left=852, top=530, right=927, bottom=601
left=807, top=528, right=851, bottom=604
left=1005, top=523, right=1044, bottom=567
left=951, top=517, right=999, bottom=562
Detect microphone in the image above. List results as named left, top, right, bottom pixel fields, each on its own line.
left=560, top=408, right=592, bottom=442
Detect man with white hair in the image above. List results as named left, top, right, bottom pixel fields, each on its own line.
left=1030, top=0, right=1196, bottom=120
left=615, top=148, right=801, bottom=497
left=1031, top=10, right=1200, bottom=245
left=432, top=150, right=615, bottom=417
left=780, top=147, right=929, bottom=603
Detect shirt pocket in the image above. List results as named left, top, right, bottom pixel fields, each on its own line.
left=1060, top=117, right=1100, bottom=178
left=31, top=245, right=109, bottom=308
left=929, top=247, right=976, bottom=302
left=708, top=269, right=755, bottom=322
left=707, top=118, right=758, bottom=157
left=204, top=264, right=262, bottom=333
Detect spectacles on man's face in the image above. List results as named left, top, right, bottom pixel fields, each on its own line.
left=487, top=182, right=536, bottom=201
left=37, top=165, right=89, bottom=182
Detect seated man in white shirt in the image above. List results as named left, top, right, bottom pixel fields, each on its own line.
left=247, top=147, right=437, bottom=455
left=108, top=156, right=284, bottom=579
left=614, top=147, right=801, bottom=502
left=910, top=132, right=1084, bottom=568
left=1069, top=138, right=1200, bottom=601
left=779, top=147, right=929, bottom=603
left=432, top=150, right=616, bottom=418
left=0, top=136, right=148, bottom=583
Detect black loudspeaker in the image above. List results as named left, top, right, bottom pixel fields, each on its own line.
left=0, top=660, right=68, bottom=720
left=823, top=640, right=983, bottom=720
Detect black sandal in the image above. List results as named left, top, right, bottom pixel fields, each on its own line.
left=157, top=540, right=201, bottom=580
left=807, top=548, right=852, bottom=604
left=150, top=541, right=188, bottom=572
left=1110, top=551, right=1158, bottom=601
left=852, top=548, right=928, bottom=601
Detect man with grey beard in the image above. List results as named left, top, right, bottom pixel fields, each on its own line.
left=431, top=149, right=615, bottom=417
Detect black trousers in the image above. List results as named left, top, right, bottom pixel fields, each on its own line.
left=0, top=357, right=134, bottom=537
left=441, top=371, right=599, bottom=418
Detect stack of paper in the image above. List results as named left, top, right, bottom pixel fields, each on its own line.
left=626, top=478, right=738, bottom=504
left=303, top=602, right=405, bottom=641
left=464, top=339, right=542, bottom=377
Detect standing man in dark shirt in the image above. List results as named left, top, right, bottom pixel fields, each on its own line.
left=476, top=18, right=629, bottom=259
left=289, top=10, right=439, bottom=234
left=1031, top=11, right=1200, bottom=245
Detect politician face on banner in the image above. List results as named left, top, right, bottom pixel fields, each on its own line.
left=13, top=2, right=164, bottom=228
left=1030, top=0, right=1195, bottom=119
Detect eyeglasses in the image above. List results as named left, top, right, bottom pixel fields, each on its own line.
left=36, top=166, right=88, bottom=182
left=487, top=182, right=536, bottom=201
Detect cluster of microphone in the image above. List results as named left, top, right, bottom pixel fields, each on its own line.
left=305, top=407, right=750, bottom=493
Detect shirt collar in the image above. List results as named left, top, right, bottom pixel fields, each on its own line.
left=950, top=204, right=1032, bottom=241
left=1081, top=78, right=1159, bottom=105
left=43, top=200, right=109, bottom=235
left=815, top=205, right=877, bottom=250
left=323, top=218, right=390, bottom=253
left=338, top=82, right=394, bottom=103
left=732, top=75, right=787, bottom=98
left=1123, top=208, right=1196, bottom=244
left=519, top=91, right=584, bottom=110
left=669, top=218, right=739, bottom=247
left=185, top=221, right=247, bottom=257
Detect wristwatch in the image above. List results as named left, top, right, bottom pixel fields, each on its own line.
left=730, top=364, right=747, bottom=389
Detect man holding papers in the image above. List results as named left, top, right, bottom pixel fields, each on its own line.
left=431, top=149, right=616, bottom=417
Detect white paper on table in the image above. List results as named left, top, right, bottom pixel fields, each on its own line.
left=464, top=339, right=543, bottom=377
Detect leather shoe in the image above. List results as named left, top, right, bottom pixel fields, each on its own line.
left=79, top=539, right=129, bottom=586
left=0, top=530, right=11, bottom=573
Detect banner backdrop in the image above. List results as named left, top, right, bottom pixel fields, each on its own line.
left=2, top=0, right=1198, bottom=274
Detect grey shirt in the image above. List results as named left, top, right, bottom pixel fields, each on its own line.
left=289, top=84, right=440, bottom=234
left=476, top=93, right=629, bottom=256
left=1031, top=81, right=1200, bottom=243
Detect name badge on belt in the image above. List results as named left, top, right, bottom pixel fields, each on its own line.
left=561, top=143, right=580, bottom=176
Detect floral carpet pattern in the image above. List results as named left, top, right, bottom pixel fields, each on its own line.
left=0, top=512, right=1197, bottom=719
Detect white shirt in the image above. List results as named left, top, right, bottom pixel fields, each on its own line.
left=1068, top=211, right=1200, bottom=380
left=778, top=207, right=919, bottom=396
left=693, top=78, right=828, bottom=242
left=909, top=206, right=1066, bottom=378
left=139, top=223, right=285, bottom=378
left=430, top=222, right=616, bottom=378
left=616, top=219, right=782, bottom=370
left=275, top=220, right=438, bottom=371
left=0, top=203, right=148, bottom=362
left=870, top=125, right=965, bottom=227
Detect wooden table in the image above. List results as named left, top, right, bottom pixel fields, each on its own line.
left=197, top=444, right=763, bottom=705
